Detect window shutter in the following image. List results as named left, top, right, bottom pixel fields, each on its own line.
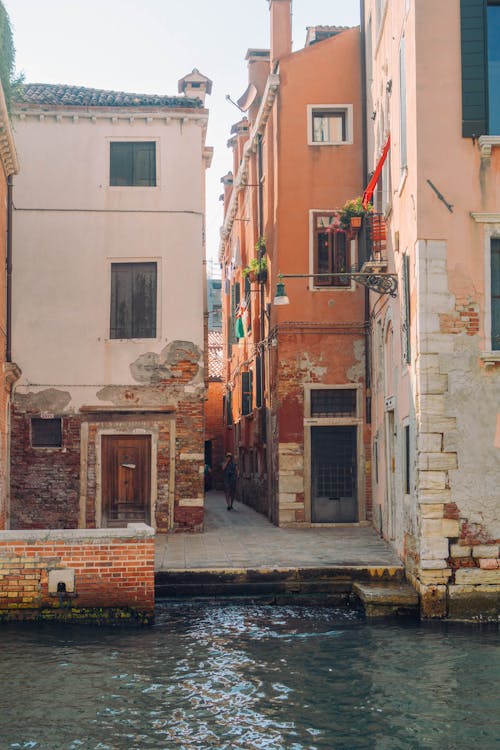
left=491, top=238, right=500, bottom=351
left=255, top=355, right=262, bottom=409
left=460, top=0, right=488, bottom=137
left=402, top=253, right=411, bottom=363
left=110, top=142, right=133, bottom=186
left=133, top=142, right=156, bottom=186
left=241, top=371, right=252, bottom=416
left=110, top=262, right=157, bottom=339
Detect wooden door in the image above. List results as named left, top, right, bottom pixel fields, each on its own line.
left=102, top=435, right=151, bottom=526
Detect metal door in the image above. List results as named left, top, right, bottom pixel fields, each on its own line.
left=102, top=435, right=151, bottom=526
left=311, top=426, right=357, bottom=522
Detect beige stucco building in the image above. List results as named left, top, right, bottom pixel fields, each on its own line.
left=362, top=0, right=499, bottom=617
left=9, top=73, right=212, bottom=533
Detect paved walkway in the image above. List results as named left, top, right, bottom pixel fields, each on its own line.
left=155, top=491, right=402, bottom=572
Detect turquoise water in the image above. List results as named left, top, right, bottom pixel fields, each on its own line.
left=0, top=603, right=498, bottom=749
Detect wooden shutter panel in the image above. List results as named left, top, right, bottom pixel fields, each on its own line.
left=402, top=253, right=411, bottom=363
left=491, top=239, right=500, bottom=351
left=241, top=371, right=252, bottom=416
left=110, top=142, right=134, bottom=186
left=460, top=0, right=488, bottom=137
left=255, top=355, right=262, bottom=409
left=133, top=142, right=156, bottom=186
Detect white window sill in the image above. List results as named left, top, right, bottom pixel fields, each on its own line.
left=478, top=136, right=500, bottom=158
left=480, top=351, right=500, bottom=367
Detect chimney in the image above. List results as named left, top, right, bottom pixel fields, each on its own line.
left=269, top=0, right=292, bottom=69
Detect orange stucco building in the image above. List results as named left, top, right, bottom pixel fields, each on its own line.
left=220, top=1, right=372, bottom=527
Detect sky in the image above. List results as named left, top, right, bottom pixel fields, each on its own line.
left=6, top=0, right=360, bottom=268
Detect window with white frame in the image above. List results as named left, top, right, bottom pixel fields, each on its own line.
left=110, top=261, right=157, bottom=339
left=110, top=141, right=157, bottom=186
left=312, top=212, right=350, bottom=287
left=308, top=105, right=353, bottom=145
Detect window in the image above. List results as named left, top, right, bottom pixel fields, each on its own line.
left=492, top=238, right=500, bottom=350
left=460, top=0, right=500, bottom=136
left=110, top=141, right=156, bottom=186
left=404, top=424, right=411, bottom=495
left=241, top=371, right=253, bottom=416
left=255, top=354, right=263, bottom=409
left=311, top=389, right=357, bottom=417
left=31, top=418, right=62, bottom=448
left=488, top=3, right=500, bottom=134
left=399, top=36, right=408, bottom=172
left=313, top=213, right=350, bottom=287
left=110, top=262, right=157, bottom=339
left=402, top=253, right=411, bottom=363
left=308, top=105, right=352, bottom=145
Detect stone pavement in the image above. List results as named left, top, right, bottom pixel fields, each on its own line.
left=155, top=491, right=402, bottom=572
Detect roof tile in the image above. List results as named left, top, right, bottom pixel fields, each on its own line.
left=14, top=83, right=203, bottom=109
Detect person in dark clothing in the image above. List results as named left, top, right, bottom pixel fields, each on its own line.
left=222, top=452, right=238, bottom=510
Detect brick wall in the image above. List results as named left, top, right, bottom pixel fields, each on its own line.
left=205, top=380, right=224, bottom=489
left=10, top=410, right=81, bottom=529
left=11, top=403, right=205, bottom=533
left=0, top=525, right=155, bottom=625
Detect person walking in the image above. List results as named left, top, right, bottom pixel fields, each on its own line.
left=222, top=452, right=238, bottom=510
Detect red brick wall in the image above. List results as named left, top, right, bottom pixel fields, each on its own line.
left=205, top=381, right=224, bottom=488
left=10, top=411, right=81, bottom=529
left=0, top=527, right=155, bottom=624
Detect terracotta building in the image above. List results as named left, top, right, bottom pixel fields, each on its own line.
left=361, top=0, right=500, bottom=617
left=10, top=72, right=212, bottom=533
left=220, top=0, right=378, bottom=527
left=0, top=80, right=19, bottom=530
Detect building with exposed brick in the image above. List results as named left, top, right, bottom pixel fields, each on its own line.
left=219, top=0, right=371, bottom=527
left=0, top=79, right=19, bottom=531
left=9, top=72, right=212, bottom=533
left=205, top=330, right=224, bottom=489
left=361, top=0, right=500, bottom=618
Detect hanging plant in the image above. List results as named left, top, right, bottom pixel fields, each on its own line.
left=242, top=256, right=268, bottom=282
left=338, top=196, right=373, bottom=231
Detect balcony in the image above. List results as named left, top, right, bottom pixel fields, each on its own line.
left=358, top=213, right=388, bottom=272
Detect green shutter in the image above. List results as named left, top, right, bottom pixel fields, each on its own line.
left=491, top=239, right=500, bottom=351
left=460, top=0, right=488, bottom=137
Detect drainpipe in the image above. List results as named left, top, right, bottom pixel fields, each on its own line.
left=6, top=174, right=13, bottom=363
left=360, top=1, right=371, bottom=424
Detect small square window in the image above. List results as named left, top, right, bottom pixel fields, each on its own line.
left=31, top=418, right=62, bottom=448
left=308, top=106, right=352, bottom=145
left=110, top=141, right=156, bottom=187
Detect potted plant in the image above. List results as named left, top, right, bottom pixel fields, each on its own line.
left=242, top=255, right=268, bottom=283
left=338, top=197, right=372, bottom=231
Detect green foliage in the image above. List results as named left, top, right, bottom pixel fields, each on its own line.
left=0, top=2, right=20, bottom=113
left=338, top=196, right=373, bottom=230
left=242, top=256, right=267, bottom=278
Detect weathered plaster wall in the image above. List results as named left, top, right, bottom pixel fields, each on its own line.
left=10, top=111, right=207, bottom=531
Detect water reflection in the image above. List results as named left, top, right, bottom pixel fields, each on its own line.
left=0, top=603, right=498, bottom=750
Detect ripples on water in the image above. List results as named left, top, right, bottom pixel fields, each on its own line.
left=0, top=603, right=498, bottom=750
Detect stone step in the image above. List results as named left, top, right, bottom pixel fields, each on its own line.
left=155, top=565, right=405, bottom=599
left=352, top=581, right=419, bottom=617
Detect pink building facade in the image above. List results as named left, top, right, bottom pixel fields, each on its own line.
left=362, top=0, right=500, bottom=618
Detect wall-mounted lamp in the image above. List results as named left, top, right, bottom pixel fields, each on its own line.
left=272, top=270, right=398, bottom=303
left=273, top=277, right=290, bottom=306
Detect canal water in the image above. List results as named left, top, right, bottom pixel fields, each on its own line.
left=0, top=603, right=498, bottom=750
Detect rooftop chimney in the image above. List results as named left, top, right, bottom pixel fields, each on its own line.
left=269, top=0, right=291, bottom=69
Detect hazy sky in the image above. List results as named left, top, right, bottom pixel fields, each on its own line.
left=6, top=0, right=360, bottom=265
